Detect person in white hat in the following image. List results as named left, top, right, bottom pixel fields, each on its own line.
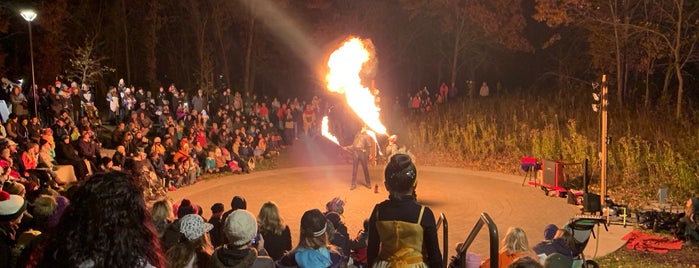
left=0, top=190, right=28, bottom=267
left=166, top=214, right=214, bottom=268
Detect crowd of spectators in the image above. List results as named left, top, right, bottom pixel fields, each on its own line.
left=0, top=77, right=335, bottom=202
left=0, top=78, right=586, bottom=268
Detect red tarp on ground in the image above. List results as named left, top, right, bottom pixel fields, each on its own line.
left=622, top=230, right=684, bottom=253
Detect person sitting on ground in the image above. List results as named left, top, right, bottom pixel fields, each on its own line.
left=326, top=212, right=350, bottom=258
left=325, top=197, right=345, bottom=216
left=29, top=171, right=166, bottom=267
left=209, top=203, right=226, bottom=249
left=151, top=198, right=174, bottom=239
left=509, top=256, right=544, bottom=268
left=481, top=227, right=534, bottom=268
left=367, top=154, right=442, bottom=268
left=276, top=209, right=347, bottom=268
left=112, top=145, right=127, bottom=169
left=166, top=214, right=214, bottom=268
left=350, top=219, right=370, bottom=267
left=0, top=190, right=29, bottom=267
left=257, top=201, right=292, bottom=261
left=210, top=209, right=274, bottom=268
left=54, top=134, right=88, bottom=180
left=542, top=253, right=572, bottom=268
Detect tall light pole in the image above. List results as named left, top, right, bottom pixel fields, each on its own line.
left=20, top=9, right=37, bottom=117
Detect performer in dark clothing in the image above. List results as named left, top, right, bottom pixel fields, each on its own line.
left=367, top=154, right=442, bottom=268
left=344, top=125, right=372, bottom=190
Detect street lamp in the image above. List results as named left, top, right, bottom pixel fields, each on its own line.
left=20, top=9, right=37, bottom=117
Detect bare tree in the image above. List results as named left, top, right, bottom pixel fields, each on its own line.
left=67, top=38, right=115, bottom=86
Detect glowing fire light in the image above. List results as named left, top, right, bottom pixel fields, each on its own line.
left=325, top=37, right=387, bottom=135
left=321, top=116, right=340, bottom=145
left=365, top=130, right=382, bottom=156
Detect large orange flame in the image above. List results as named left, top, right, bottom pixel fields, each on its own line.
left=321, top=116, right=340, bottom=145
left=325, top=37, right=386, bottom=135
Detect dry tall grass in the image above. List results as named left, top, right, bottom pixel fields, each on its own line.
left=398, top=92, right=699, bottom=208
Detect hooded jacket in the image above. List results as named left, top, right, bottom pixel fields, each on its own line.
left=275, top=246, right=347, bottom=268
left=209, top=246, right=273, bottom=268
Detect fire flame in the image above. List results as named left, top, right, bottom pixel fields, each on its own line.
left=325, top=37, right=387, bottom=135
left=321, top=116, right=340, bottom=145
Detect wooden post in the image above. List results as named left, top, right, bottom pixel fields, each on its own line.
left=600, top=75, right=608, bottom=215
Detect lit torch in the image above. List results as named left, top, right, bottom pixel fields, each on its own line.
left=322, top=37, right=388, bottom=146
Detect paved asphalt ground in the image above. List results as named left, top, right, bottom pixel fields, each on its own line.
left=168, top=137, right=628, bottom=261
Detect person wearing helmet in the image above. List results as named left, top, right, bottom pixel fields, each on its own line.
left=367, top=154, right=442, bottom=268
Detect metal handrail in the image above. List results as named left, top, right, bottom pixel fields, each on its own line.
left=456, top=212, right=499, bottom=268
left=436, top=213, right=449, bottom=268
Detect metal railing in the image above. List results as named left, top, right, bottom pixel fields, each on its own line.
left=436, top=213, right=448, bottom=268
left=455, top=212, right=499, bottom=268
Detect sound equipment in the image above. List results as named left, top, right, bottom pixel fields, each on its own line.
left=583, top=193, right=601, bottom=213
left=542, top=159, right=564, bottom=186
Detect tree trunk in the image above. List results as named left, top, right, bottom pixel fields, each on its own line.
left=449, top=15, right=465, bottom=99
left=243, top=13, right=256, bottom=94
left=121, top=0, right=131, bottom=83
left=644, top=69, right=650, bottom=108
left=661, top=66, right=672, bottom=104
left=674, top=61, right=683, bottom=119
left=611, top=0, right=624, bottom=107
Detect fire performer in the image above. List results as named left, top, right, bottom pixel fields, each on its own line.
left=345, top=125, right=373, bottom=190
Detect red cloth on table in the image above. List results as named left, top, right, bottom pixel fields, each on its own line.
left=622, top=230, right=683, bottom=253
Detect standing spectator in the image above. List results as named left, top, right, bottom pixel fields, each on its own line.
left=166, top=214, right=214, bottom=268
left=439, top=82, right=449, bottom=103
left=29, top=171, right=166, bottom=267
left=210, top=210, right=274, bottom=268
left=257, top=201, right=292, bottom=260
left=679, top=197, right=699, bottom=246
left=191, top=89, right=207, bottom=113
left=71, top=87, right=82, bottom=124
left=10, top=86, right=28, bottom=119
left=367, top=154, right=442, bottom=268
left=107, top=87, right=120, bottom=124
left=48, top=87, right=63, bottom=123
left=479, top=82, right=490, bottom=97
left=276, top=209, right=347, bottom=268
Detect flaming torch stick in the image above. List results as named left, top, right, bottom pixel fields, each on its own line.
left=322, top=37, right=389, bottom=146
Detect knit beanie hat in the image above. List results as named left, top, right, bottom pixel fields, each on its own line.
left=325, top=197, right=345, bottom=215
left=177, top=199, right=197, bottom=219
left=179, top=214, right=213, bottom=241
left=0, top=191, right=27, bottom=221
left=224, top=209, right=257, bottom=246
left=544, top=224, right=559, bottom=241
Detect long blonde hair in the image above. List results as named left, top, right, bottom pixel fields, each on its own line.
left=258, top=201, right=285, bottom=235
left=501, top=227, right=529, bottom=255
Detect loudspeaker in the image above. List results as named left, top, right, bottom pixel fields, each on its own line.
left=542, top=160, right=563, bottom=186
left=583, top=193, right=601, bottom=213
